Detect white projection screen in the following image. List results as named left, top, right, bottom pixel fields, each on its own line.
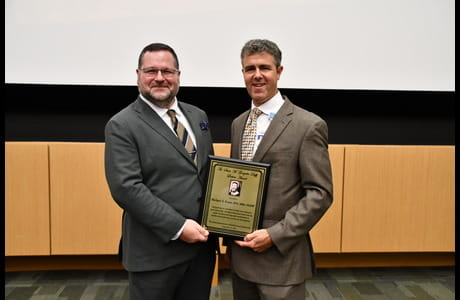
left=5, top=0, right=455, bottom=91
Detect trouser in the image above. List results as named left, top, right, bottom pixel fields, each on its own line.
left=231, top=271, right=306, bottom=300
left=129, top=242, right=215, bottom=300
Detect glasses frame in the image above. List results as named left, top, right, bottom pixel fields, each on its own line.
left=139, top=67, right=180, bottom=79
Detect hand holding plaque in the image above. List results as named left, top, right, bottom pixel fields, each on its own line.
left=201, top=156, right=270, bottom=239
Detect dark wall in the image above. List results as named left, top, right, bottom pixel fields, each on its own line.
left=4, top=84, right=455, bottom=145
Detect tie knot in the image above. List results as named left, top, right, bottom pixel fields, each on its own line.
left=167, top=109, right=176, bottom=118
left=250, top=108, right=263, bottom=121
left=253, top=108, right=263, bottom=116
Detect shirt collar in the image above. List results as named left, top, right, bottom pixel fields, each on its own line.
left=139, top=94, right=180, bottom=118
left=251, top=91, right=284, bottom=116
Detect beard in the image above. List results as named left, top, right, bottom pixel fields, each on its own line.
left=141, top=86, right=177, bottom=108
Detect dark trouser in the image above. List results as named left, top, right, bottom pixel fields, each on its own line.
left=129, top=242, right=215, bottom=300
left=232, top=271, right=305, bottom=300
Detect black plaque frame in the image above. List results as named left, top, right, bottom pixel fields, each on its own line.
left=201, top=155, right=270, bottom=240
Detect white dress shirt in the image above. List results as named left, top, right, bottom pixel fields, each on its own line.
left=250, top=91, right=285, bottom=153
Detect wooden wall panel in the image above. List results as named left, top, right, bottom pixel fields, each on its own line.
left=213, top=143, right=231, bottom=157
left=310, top=145, right=344, bottom=253
left=49, top=143, right=122, bottom=254
left=5, top=142, right=51, bottom=255
left=6, top=142, right=454, bottom=266
left=341, top=146, right=455, bottom=252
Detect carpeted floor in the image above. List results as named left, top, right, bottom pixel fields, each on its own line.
left=5, top=266, right=454, bottom=299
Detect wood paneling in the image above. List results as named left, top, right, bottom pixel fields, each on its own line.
left=213, top=143, right=231, bottom=157
left=5, top=142, right=51, bottom=255
left=5, top=142, right=455, bottom=270
left=49, top=143, right=122, bottom=255
left=341, top=146, right=455, bottom=252
left=310, top=145, right=344, bottom=253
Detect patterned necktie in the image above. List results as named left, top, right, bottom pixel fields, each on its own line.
left=167, top=109, right=197, bottom=165
left=241, top=108, right=263, bottom=161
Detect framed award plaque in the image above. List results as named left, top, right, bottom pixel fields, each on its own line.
left=201, top=155, right=270, bottom=239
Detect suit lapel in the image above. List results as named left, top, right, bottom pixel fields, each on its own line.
left=179, top=103, right=203, bottom=168
left=133, top=98, right=196, bottom=166
left=252, top=98, right=293, bottom=161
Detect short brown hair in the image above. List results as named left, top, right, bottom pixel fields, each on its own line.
left=138, top=43, right=179, bottom=69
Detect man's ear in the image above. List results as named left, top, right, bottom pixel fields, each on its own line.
left=276, top=65, right=284, bottom=79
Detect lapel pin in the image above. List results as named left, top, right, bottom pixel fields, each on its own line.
left=199, top=120, right=210, bottom=131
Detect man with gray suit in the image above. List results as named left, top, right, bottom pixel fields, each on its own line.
left=229, top=39, right=333, bottom=300
left=104, top=43, right=216, bottom=300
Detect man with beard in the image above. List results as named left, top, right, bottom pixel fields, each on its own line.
left=104, top=43, right=216, bottom=300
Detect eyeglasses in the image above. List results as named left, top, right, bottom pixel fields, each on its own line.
left=139, top=67, right=180, bottom=79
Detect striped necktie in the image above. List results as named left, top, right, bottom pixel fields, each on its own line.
left=167, top=109, right=197, bottom=165
left=241, top=108, right=263, bottom=161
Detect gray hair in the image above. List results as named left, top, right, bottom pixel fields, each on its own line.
left=240, top=39, right=282, bottom=67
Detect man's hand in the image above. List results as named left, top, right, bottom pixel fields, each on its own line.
left=179, top=219, right=209, bottom=243
left=234, top=229, right=273, bottom=253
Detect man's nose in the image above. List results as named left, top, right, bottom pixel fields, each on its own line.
left=154, top=70, right=165, bottom=80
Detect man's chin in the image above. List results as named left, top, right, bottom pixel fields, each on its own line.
left=143, top=92, right=174, bottom=107
left=152, top=96, right=170, bottom=102
left=151, top=90, right=174, bottom=101
left=248, top=90, right=266, bottom=100
left=250, top=95, right=268, bottom=105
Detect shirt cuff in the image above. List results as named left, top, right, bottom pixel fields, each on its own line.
left=171, top=222, right=186, bottom=240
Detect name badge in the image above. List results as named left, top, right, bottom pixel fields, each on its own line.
left=256, top=131, right=265, bottom=142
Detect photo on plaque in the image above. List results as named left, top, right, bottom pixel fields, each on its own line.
left=201, top=155, right=270, bottom=239
left=228, top=180, right=241, bottom=196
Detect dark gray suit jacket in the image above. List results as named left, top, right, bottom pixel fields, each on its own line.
left=229, top=96, right=333, bottom=285
left=104, top=97, right=214, bottom=272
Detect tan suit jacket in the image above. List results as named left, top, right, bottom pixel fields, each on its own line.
left=229, top=96, right=333, bottom=285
